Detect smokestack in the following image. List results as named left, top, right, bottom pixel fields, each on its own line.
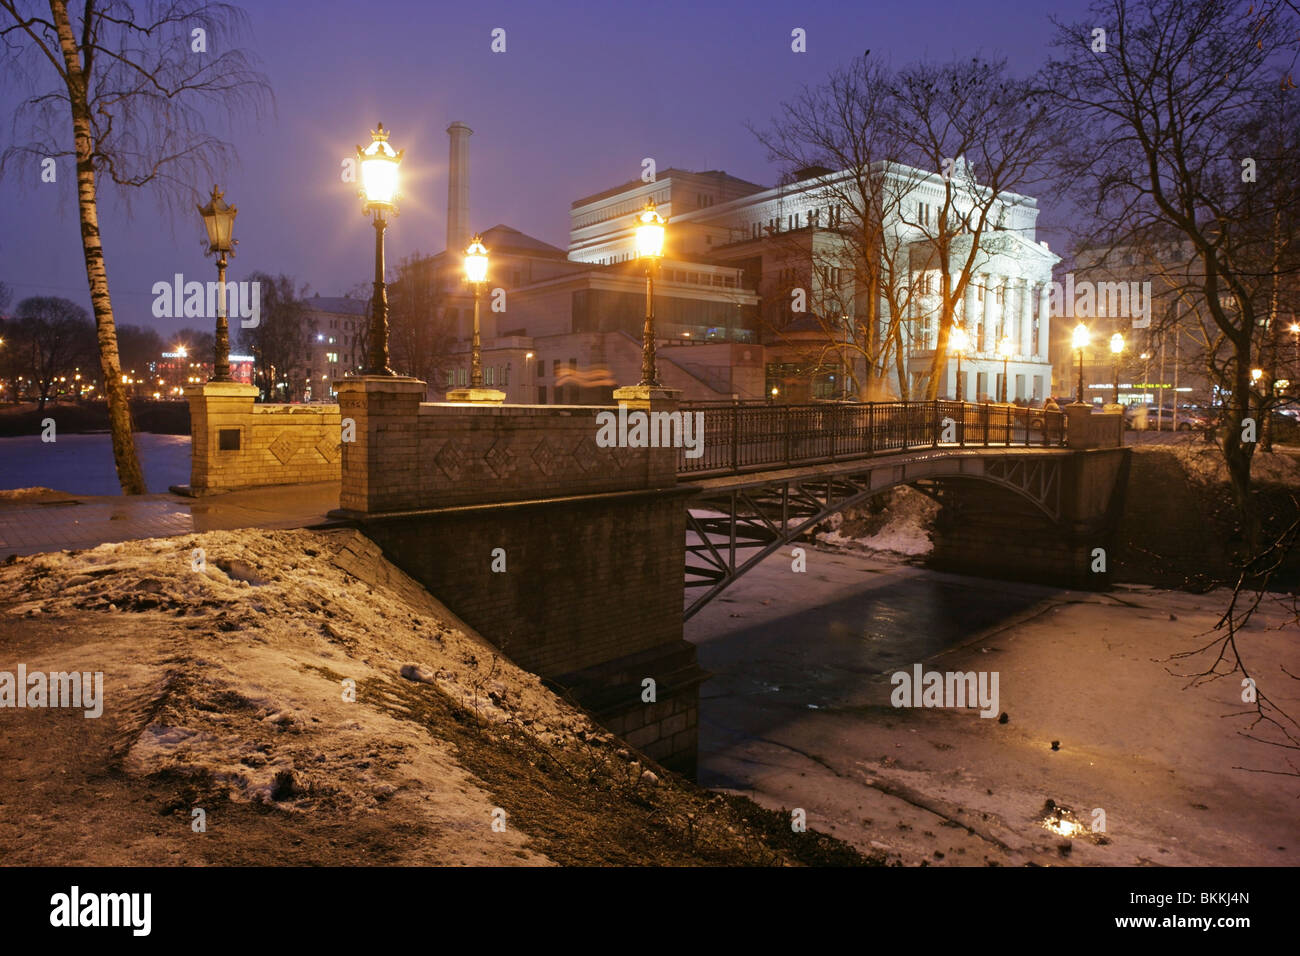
left=446, top=121, right=472, bottom=254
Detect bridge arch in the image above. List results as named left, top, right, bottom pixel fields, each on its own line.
left=682, top=450, right=1066, bottom=618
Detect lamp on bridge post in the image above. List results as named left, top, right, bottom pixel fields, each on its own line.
left=950, top=325, right=969, bottom=401
left=1110, top=332, right=1124, bottom=406
left=997, top=335, right=1012, bottom=403
left=464, top=235, right=489, bottom=387
left=197, top=185, right=237, bottom=382
left=634, top=199, right=667, bottom=387
left=1072, top=322, right=1091, bottom=404
left=357, top=123, right=403, bottom=376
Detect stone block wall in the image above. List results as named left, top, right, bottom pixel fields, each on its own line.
left=184, top=382, right=341, bottom=492
left=336, top=376, right=702, bottom=775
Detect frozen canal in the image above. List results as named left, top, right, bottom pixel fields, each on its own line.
left=0, top=433, right=190, bottom=496
left=687, top=545, right=1300, bottom=866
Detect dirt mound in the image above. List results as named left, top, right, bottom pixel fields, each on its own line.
left=0, top=528, right=877, bottom=866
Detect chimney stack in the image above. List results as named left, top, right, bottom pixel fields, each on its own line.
left=446, top=121, right=472, bottom=254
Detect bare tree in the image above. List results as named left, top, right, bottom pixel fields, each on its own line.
left=890, top=57, right=1058, bottom=401
left=0, top=1, right=269, bottom=492
left=388, top=253, right=457, bottom=386
left=12, top=295, right=96, bottom=410
left=1042, top=0, right=1300, bottom=543
left=752, top=55, right=1056, bottom=402
left=752, top=57, right=916, bottom=400
left=239, top=272, right=307, bottom=402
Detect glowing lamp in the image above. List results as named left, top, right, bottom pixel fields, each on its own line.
left=465, top=235, right=489, bottom=284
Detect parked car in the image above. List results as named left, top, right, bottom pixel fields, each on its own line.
left=1126, top=405, right=1209, bottom=431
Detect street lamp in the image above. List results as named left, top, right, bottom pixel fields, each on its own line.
left=197, top=185, right=237, bottom=382
left=1072, top=322, right=1091, bottom=404
left=356, top=123, right=403, bottom=376
left=464, top=235, right=489, bottom=388
left=1110, top=332, right=1124, bottom=406
left=950, top=325, right=969, bottom=401
left=997, top=335, right=1012, bottom=403
left=634, top=199, right=667, bottom=387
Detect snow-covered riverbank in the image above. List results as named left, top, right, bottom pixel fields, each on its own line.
left=689, top=545, right=1299, bottom=866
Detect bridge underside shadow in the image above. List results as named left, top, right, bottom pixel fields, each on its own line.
left=684, top=447, right=1131, bottom=617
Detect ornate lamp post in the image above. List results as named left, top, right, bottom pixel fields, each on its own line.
left=950, top=325, right=968, bottom=401
left=464, top=235, right=489, bottom=387
left=356, top=123, right=402, bottom=376
left=197, top=186, right=237, bottom=382
left=1072, top=322, right=1091, bottom=404
left=1110, top=332, right=1124, bottom=406
left=634, top=199, right=667, bottom=387
left=997, top=335, right=1012, bottom=403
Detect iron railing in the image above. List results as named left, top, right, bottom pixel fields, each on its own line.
left=677, top=400, right=1066, bottom=476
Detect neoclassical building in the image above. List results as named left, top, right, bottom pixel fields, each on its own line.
left=566, top=162, right=1060, bottom=402
left=422, top=121, right=1060, bottom=404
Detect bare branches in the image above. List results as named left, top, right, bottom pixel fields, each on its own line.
left=1, top=0, right=271, bottom=218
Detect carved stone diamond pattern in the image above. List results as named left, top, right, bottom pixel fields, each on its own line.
left=569, top=435, right=597, bottom=471
left=531, top=436, right=560, bottom=476
left=484, top=439, right=516, bottom=479
left=269, top=433, right=295, bottom=465
left=435, top=438, right=471, bottom=480
left=315, top=435, right=340, bottom=464
left=605, top=441, right=629, bottom=471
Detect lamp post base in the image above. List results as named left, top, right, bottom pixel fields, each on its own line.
left=445, top=387, right=506, bottom=404
left=613, top=383, right=682, bottom=411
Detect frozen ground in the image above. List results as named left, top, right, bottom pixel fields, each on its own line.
left=688, top=546, right=1300, bottom=866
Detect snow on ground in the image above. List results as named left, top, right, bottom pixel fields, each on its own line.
left=817, top=487, right=940, bottom=557
left=1129, top=433, right=1300, bottom=485
left=0, top=527, right=868, bottom=866
left=1, top=529, right=553, bottom=864
left=690, top=544, right=1300, bottom=866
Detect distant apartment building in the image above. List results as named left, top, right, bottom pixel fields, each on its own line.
left=301, top=295, right=366, bottom=401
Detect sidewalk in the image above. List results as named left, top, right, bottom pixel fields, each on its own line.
left=0, top=481, right=344, bottom=560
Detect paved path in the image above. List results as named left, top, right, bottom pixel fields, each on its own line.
left=0, top=482, right=343, bottom=559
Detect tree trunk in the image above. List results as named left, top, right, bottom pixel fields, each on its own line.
left=50, top=0, right=146, bottom=494
left=1221, top=346, right=1259, bottom=553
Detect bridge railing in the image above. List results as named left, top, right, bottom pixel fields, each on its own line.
left=677, top=400, right=1065, bottom=476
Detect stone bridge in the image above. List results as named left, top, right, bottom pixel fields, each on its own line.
left=185, top=379, right=1128, bottom=777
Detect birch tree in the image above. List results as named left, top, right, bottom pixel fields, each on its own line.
left=0, top=1, right=268, bottom=492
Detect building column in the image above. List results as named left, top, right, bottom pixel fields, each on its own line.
left=963, top=279, right=978, bottom=331
left=1037, top=282, right=1051, bottom=361
left=981, top=274, right=996, bottom=352
left=1020, top=278, right=1033, bottom=358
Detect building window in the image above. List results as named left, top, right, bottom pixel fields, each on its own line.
left=326, top=352, right=338, bottom=363
left=485, top=366, right=495, bottom=385
left=538, top=385, right=547, bottom=404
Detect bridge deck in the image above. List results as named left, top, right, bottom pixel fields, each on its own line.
left=675, top=399, right=1066, bottom=481
left=679, top=444, right=1073, bottom=492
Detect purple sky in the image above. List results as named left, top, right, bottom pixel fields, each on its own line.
left=1, top=0, right=1094, bottom=336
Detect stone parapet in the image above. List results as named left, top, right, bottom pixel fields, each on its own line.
left=181, top=382, right=341, bottom=494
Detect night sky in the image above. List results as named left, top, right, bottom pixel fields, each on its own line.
left=1, top=0, right=1094, bottom=337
